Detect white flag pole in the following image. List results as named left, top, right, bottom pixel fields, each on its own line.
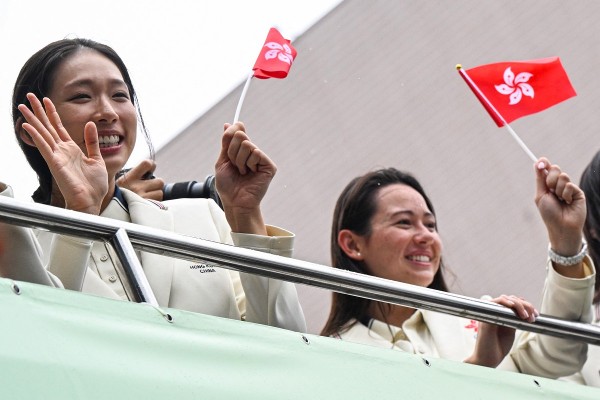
left=233, top=73, right=254, bottom=123
left=457, top=65, right=538, bottom=163
left=502, top=124, right=538, bottom=163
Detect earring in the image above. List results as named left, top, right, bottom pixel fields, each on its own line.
left=356, top=252, right=361, bottom=257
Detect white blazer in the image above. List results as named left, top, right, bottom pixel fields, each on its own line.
left=0, top=184, right=306, bottom=332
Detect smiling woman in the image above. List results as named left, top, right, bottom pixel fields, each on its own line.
left=17, top=51, right=139, bottom=213
left=1, top=38, right=306, bottom=333
left=322, top=166, right=595, bottom=380
left=12, top=39, right=151, bottom=208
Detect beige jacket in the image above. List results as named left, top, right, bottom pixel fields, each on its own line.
left=0, top=185, right=306, bottom=332
left=336, top=257, right=595, bottom=379
left=562, top=305, right=600, bottom=386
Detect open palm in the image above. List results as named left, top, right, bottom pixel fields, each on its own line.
left=18, top=94, right=108, bottom=215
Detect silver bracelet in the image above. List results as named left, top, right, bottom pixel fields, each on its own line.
left=548, top=241, right=587, bottom=266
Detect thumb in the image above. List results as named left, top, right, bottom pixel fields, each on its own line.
left=216, top=123, right=234, bottom=165
left=84, top=122, right=102, bottom=160
left=534, top=157, right=550, bottom=202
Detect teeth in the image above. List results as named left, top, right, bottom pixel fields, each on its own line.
left=408, top=255, right=431, bottom=262
left=98, top=135, right=120, bottom=148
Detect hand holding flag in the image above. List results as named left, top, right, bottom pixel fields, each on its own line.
left=458, top=57, right=576, bottom=161
left=234, top=27, right=297, bottom=122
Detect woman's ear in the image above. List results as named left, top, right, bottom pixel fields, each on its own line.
left=15, top=117, right=36, bottom=147
left=338, top=229, right=364, bottom=261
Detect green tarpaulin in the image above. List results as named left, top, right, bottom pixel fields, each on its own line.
left=0, top=278, right=597, bottom=399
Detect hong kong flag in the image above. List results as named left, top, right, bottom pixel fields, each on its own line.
left=459, top=57, right=576, bottom=127
left=252, top=27, right=297, bottom=79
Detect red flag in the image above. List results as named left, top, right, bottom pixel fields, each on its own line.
left=252, top=28, right=297, bottom=79
left=459, top=57, right=576, bottom=127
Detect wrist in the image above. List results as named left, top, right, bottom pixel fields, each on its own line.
left=547, top=230, right=583, bottom=257
left=548, top=241, right=587, bottom=266
left=223, top=206, right=267, bottom=235
left=66, top=203, right=101, bottom=215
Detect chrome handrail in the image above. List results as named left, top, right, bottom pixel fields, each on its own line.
left=0, top=195, right=599, bottom=344
left=110, top=228, right=158, bottom=305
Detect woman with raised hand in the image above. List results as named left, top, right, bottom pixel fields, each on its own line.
left=322, top=162, right=594, bottom=377
left=1, top=38, right=305, bottom=332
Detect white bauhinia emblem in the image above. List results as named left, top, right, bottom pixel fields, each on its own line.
left=263, top=42, right=294, bottom=64
left=495, top=67, right=534, bottom=105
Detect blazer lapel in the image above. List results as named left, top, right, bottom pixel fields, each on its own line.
left=123, top=190, right=175, bottom=307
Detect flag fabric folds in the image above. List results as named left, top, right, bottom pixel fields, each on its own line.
left=460, top=57, right=576, bottom=127
left=252, top=28, right=297, bottom=79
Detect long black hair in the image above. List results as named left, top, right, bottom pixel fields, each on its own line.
left=12, top=38, right=154, bottom=204
left=580, top=151, right=600, bottom=304
left=321, top=168, right=449, bottom=336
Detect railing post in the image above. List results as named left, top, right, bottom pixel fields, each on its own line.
left=110, top=228, right=158, bottom=306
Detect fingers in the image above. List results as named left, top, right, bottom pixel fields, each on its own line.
left=19, top=120, right=52, bottom=156
left=133, top=177, right=164, bottom=194
left=534, top=157, right=581, bottom=204
left=552, top=172, right=577, bottom=204
left=492, top=295, right=539, bottom=323
left=28, top=94, right=60, bottom=142
left=217, top=122, right=276, bottom=176
left=127, top=159, right=157, bottom=180
left=43, top=97, right=71, bottom=143
left=117, top=172, right=165, bottom=200
left=18, top=94, right=71, bottom=155
left=228, top=131, right=256, bottom=175
left=217, top=122, right=245, bottom=167
left=246, top=148, right=275, bottom=173
left=132, top=177, right=165, bottom=194
left=116, top=159, right=164, bottom=201
left=18, top=102, right=56, bottom=154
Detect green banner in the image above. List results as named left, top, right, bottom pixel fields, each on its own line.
left=0, top=278, right=597, bottom=399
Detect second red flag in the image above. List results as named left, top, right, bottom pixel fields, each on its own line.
left=460, top=57, right=576, bottom=127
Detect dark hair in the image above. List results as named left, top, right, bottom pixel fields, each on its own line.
left=321, top=167, right=449, bottom=337
left=579, top=151, right=600, bottom=304
left=11, top=38, right=154, bottom=204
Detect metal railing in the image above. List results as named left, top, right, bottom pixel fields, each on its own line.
left=0, top=194, right=599, bottom=344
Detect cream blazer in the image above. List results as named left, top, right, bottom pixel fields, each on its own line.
left=0, top=184, right=306, bottom=332
left=336, top=257, right=595, bottom=380
left=562, top=305, right=600, bottom=387
left=577, top=318, right=600, bottom=387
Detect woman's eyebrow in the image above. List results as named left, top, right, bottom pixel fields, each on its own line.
left=389, top=209, right=434, bottom=218
left=388, top=210, right=414, bottom=218
left=63, top=78, right=127, bottom=89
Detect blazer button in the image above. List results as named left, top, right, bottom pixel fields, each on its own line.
left=108, top=275, right=117, bottom=283
left=100, top=254, right=109, bottom=262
